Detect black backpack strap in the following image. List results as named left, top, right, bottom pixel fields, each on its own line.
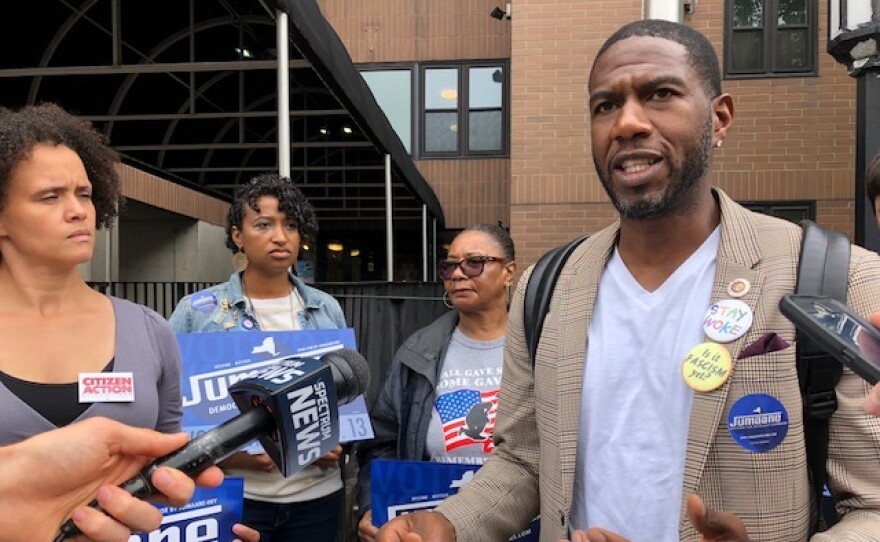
left=524, top=235, right=589, bottom=368
left=795, top=219, right=850, bottom=531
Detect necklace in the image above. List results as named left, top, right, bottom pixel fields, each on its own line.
left=243, top=278, right=296, bottom=331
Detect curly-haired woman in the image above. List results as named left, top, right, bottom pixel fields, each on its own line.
left=0, top=103, right=182, bottom=443
left=169, top=173, right=348, bottom=541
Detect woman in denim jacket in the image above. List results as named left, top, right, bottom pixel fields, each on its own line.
left=169, top=173, right=346, bottom=542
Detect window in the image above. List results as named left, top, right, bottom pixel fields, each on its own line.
left=421, top=63, right=507, bottom=157
left=725, top=0, right=817, bottom=77
left=361, top=69, right=413, bottom=153
left=742, top=201, right=815, bottom=223
left=359, top=61, right=507, bottom=158
left=424, top=68, right=460, bottom=153
left=467, top=67, right=504, bottom=152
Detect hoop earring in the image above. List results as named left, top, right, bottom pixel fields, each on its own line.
left=232, top=248, right=248, bottom=272
left=442, top=291, right=454, bottom=309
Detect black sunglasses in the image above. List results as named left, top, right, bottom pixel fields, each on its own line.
left=438, top=256, right=506, bottom=280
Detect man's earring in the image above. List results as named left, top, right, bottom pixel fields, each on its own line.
left=716, top=140, right=724, bottom=148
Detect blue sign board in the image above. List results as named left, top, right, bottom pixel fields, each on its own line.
left=371, top=459, right=538, bottom=541
left=128, top=478, right=244, bottom=542
left=177, top=328, right=373, bottom=449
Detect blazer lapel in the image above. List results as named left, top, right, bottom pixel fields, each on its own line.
left=547, top=224, right=618, bottom=517
left=680, top=189, right=764, bottom=531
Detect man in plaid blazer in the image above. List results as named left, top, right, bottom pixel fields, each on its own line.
left=375, top=20, right=880, bottom=542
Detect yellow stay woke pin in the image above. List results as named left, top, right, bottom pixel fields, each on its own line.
left=682, top=342, right=732, bottom=392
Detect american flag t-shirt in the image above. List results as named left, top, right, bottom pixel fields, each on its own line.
left=434, top=388, right=499, bottom=453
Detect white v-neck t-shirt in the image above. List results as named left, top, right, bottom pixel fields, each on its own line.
left=570, top=228, right=720, bottom=540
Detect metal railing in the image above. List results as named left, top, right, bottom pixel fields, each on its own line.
left=88, top=282, right=216, bottom=319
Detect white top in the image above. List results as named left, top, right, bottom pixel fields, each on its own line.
left=249, top=290, right=303, bottom=331
left=571, top=228, right=720, bottom=540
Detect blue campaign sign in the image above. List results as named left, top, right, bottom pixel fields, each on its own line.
left=128, top=477, right=244, bottom=542
left=176, top=328, right=373, bottom=448
left=371, top=459, right=539, bottom=541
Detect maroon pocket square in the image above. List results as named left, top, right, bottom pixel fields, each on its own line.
left=738, top=332, right=791, bottom=360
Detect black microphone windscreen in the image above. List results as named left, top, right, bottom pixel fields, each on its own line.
left=53, top=346, right=371, bottom=542
left=323, top=348, right=370, bottom=404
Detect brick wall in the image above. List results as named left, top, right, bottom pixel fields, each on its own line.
left=319, top=0, right=512, bottom=231
left=415, top=158, right=510, bottom=229
left=318, top=0, right=511, bottom=63
left=509, top=0, right=858, bottom=266
left=320, top=0, right=861, bottom=267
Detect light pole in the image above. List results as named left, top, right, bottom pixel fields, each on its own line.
left=828, top=0, right=880, bottom=250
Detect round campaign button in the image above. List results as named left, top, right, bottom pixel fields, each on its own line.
left=242, top=317, right=255, bottom=330
left=703, top=299, right=753, bottom=343
left=190, top=291, right=217, bottom=313
left=727, top=394, right=789, bottom=453
left=682, top=342, right=732, bottom=392
left=727, top=278, right=751, bottom=298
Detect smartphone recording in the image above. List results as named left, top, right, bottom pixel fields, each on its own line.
left=780, top=294, right=880, bottom=385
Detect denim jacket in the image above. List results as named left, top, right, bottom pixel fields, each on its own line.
left=168, top=271, right=346, bottom=333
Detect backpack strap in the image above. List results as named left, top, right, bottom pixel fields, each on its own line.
left=524, top=235, right=589, bottom=368
left=795, top=219, right=850, bottom=531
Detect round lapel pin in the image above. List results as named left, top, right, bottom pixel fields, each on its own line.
left=703, top=299, right=753, bottom=343
left=727, top=278, right=751, bottom=298
left=682, top=342, right=732, bottom=392
left=727, top=394, right=789, bottom=453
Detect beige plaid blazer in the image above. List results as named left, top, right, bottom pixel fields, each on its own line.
left=437, top=189, right=880, bottom=542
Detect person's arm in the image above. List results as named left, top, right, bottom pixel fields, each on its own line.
left=865, top=313, right=880, bottom=416
left=167, top=294, right=194, bottom=334
left=147, top=308, right=183, bottom=433
left=866, top=382, right=880, bottom=415
left=0, top=417, right=224, bottom=542
left=326, top=293, right=348, bottom=329
left=431, top=269, right=541, bottom=540
left=815, top=254, right=880, bottom=540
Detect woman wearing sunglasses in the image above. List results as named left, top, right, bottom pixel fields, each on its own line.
left=355, top=224, right=516, bottom=542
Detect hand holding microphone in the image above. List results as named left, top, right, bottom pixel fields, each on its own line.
left=0, top=417, right=224, bottom=542
left=53, top=348, right=371, bottom=541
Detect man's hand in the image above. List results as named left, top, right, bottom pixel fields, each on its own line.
left=375, top=510, right=456, bottom=542
left=561, top=495, right=749, bottom=542
left=687, top=495, right=750, bottom=541
left=0, top=417, right=224, bottom=542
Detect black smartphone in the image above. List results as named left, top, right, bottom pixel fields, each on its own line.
left=779, top=294, right=880, bottom=385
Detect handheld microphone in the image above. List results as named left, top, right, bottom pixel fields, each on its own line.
left=53, top=348, right=370, bottom=542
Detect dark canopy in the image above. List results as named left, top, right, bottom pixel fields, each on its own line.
left=0, top=0, right=444, bottom=232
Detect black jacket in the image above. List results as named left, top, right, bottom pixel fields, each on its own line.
left=355, top=310, right=459, bottom=515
